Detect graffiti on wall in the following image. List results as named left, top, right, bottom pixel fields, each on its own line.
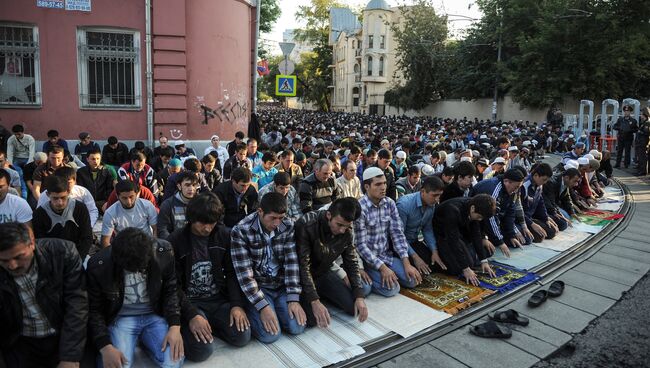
left=169, top=128, right=183, bottom=140
left=194, top=83, right=248, bottom=126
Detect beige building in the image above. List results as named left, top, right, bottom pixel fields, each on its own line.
left=329, top=0, right=403, bottom=115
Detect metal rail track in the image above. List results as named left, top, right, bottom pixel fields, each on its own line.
left=337, top=178, right=633, bottom=368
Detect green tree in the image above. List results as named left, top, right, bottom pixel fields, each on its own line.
left=451, top=0, right=650, bottom=109
left=385, top=0, right=449, bottom=111
left=259, top=0, right=281, bottom=34
left=290, top=0, right=345, bottom=111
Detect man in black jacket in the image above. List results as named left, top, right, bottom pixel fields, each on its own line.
left=439, top=160, right=475, bottom=203
left=75, top=148, right=116, bottom=213
left=373, top=149, right=398, bottom=201
left=168, top=192, right=250, bottom=362
left=0, top=222, right=88, bottom=367
left=212, top=167, right=259, bottom=229
left=298, top=158, right=339, bottom=213
left=32, top=176, right=93, bottom=259
left=101, top=136, right=130, bottom=169
left=433, top=195, right=497, bottom=286
left=86, top=227, right=184, bottom=368
left=295, top=198, right=370, bottom=328
left=613, top=105, right=638, bottom=169
left=158, top=171, right=199, bottom=239
left=542, top=168, right=582, bottom=230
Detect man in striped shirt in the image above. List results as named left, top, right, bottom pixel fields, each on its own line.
left=353, top=167, right=422, bottom=297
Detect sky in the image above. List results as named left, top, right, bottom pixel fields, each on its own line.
left=261, top=0, right=483, bottom=55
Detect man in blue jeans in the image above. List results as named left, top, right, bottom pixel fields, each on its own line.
left=354, top=167, right=422, bottom=297
left=230, top=192, right=306, bottom=343
left=87, top=228, right=184, bottom=367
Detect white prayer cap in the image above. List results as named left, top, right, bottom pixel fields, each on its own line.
left=583, top=154, right=595, bottom=160
left=508, top=146, right=519, bottom=152
left=420, top=164, right=435, bottom=176
left=578, top=157, right=590, bottom=165
left=362, top=167, right=385, bottom=181
left=460, top=156, right=473, bottom=162
left=396, top=151, right=407, bottom=159
left=493, top=157, right=506, bottom=164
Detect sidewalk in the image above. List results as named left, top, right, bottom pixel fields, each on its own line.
left=377, top=167, right=650, bottom=368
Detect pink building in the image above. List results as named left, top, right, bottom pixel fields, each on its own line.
left=0, top=0, right=257, bottom=144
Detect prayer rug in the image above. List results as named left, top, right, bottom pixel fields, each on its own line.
left=489, top=245, right=559, bottom=270
left=400, top=273, right=494, bottom=315
left=478, top=263, right=541, bottom=293
left=577, top=210, right=624, bottom=226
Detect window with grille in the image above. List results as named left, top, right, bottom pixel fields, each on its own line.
left=77, top=28, right=141, bottom=109
left=380, top=35, right=385, bottom=49
left=379, top=56, right=384, bottom=77
left=368, top=35, right=374, bottom=49
left=0, top=24, right=41, bottom=107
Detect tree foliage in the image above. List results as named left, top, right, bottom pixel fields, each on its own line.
left=388, top=0, right=650, bottom=111
left=288, top=0, right=345, bottom=111
left=385, top=0, right=450, bottom=111
left=259, top=0, right=281, bottom=34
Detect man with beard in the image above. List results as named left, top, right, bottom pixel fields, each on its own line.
left=101, top=180, right=158, bottom=247
left=0, top=222, right=88, bottom=367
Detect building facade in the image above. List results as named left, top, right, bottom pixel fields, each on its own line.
left=329, top=0, right=403, bottom=115
left=0, top=0, right=257, bottom=145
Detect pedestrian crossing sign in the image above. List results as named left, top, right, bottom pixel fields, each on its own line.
left=276, top=75, right=297, bottom=97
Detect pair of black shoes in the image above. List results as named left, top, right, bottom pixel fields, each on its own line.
left=470, top=280, right=565, bottom=339
left=470, top=309, right=530, bottom=339
left=528, top=280, right=565, bottom=307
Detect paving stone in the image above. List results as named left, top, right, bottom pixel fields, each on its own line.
left=431, top=326, right=538, bottom=368
left=614, top=225, right=650, bottom=238
left=614, top=231, right=650, bottom=245
left=606, top=238, right=650, bottom=253
left=588, top=252, right=650, bottom=275
left=470, top=318, right=558, bottom=359
left=559, top=269, right=630, bottom=300
left=601, top=244, right=650, bottom=262
left=505, top=295, right=595, bottom=334
left=505, top=313, right=573, bottom=348
left=574, top=260, right=643, bottom=286
left=378, top=345, right=468, bottom=368
left=551, top=285, right=616, bottom=316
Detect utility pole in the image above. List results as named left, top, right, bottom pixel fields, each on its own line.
left=252, top=0, right=262, bottom=114
left=492, top=11, right=502, bottom=122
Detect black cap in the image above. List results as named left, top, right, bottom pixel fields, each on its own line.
left=503, top=168, right=525, bottom=182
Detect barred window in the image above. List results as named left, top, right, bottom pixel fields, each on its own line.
left=77, top=28, right=141, bottom=109
left=0, top=24, right=41, bottom=106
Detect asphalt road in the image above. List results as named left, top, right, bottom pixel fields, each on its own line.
left=534, top=271, right=650, bottom=368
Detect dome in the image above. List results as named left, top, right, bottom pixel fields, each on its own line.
left=365, top=0, right=390, bottom=11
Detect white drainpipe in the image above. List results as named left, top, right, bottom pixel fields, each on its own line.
left=145, top=0, right=154, bottom=147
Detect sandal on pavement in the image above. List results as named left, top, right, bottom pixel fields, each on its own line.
left=470, top=321, right=512, bottom=339
left=548, top=280, right=565, bottom=297
left=528, top=290, right=548, bottom=308
left=488, top=309, right=530, bottom=326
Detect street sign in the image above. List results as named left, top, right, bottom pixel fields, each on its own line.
left=276, top=75, right=297, bottom=97
left=278, top=59, right=295, bottom=75
left=279, top=42, right=295, bottom=56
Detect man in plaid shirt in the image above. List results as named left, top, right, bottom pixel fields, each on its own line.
left=230, top=192, right=306, bottom=343
left=354, top=167, right=422, bottom=297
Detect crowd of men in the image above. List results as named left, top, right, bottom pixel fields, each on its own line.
left=0, top=104, right=643, bottom=367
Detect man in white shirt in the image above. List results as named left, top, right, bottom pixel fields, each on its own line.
left=36, top=166, right=99, bottom=227
left=0, top=169, right=32, bottom=225
left=101, top=180, right=158, bottom=247
left=204, top=135, right=229, bottom=170
left=336, top=160, right=361, bottom=199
